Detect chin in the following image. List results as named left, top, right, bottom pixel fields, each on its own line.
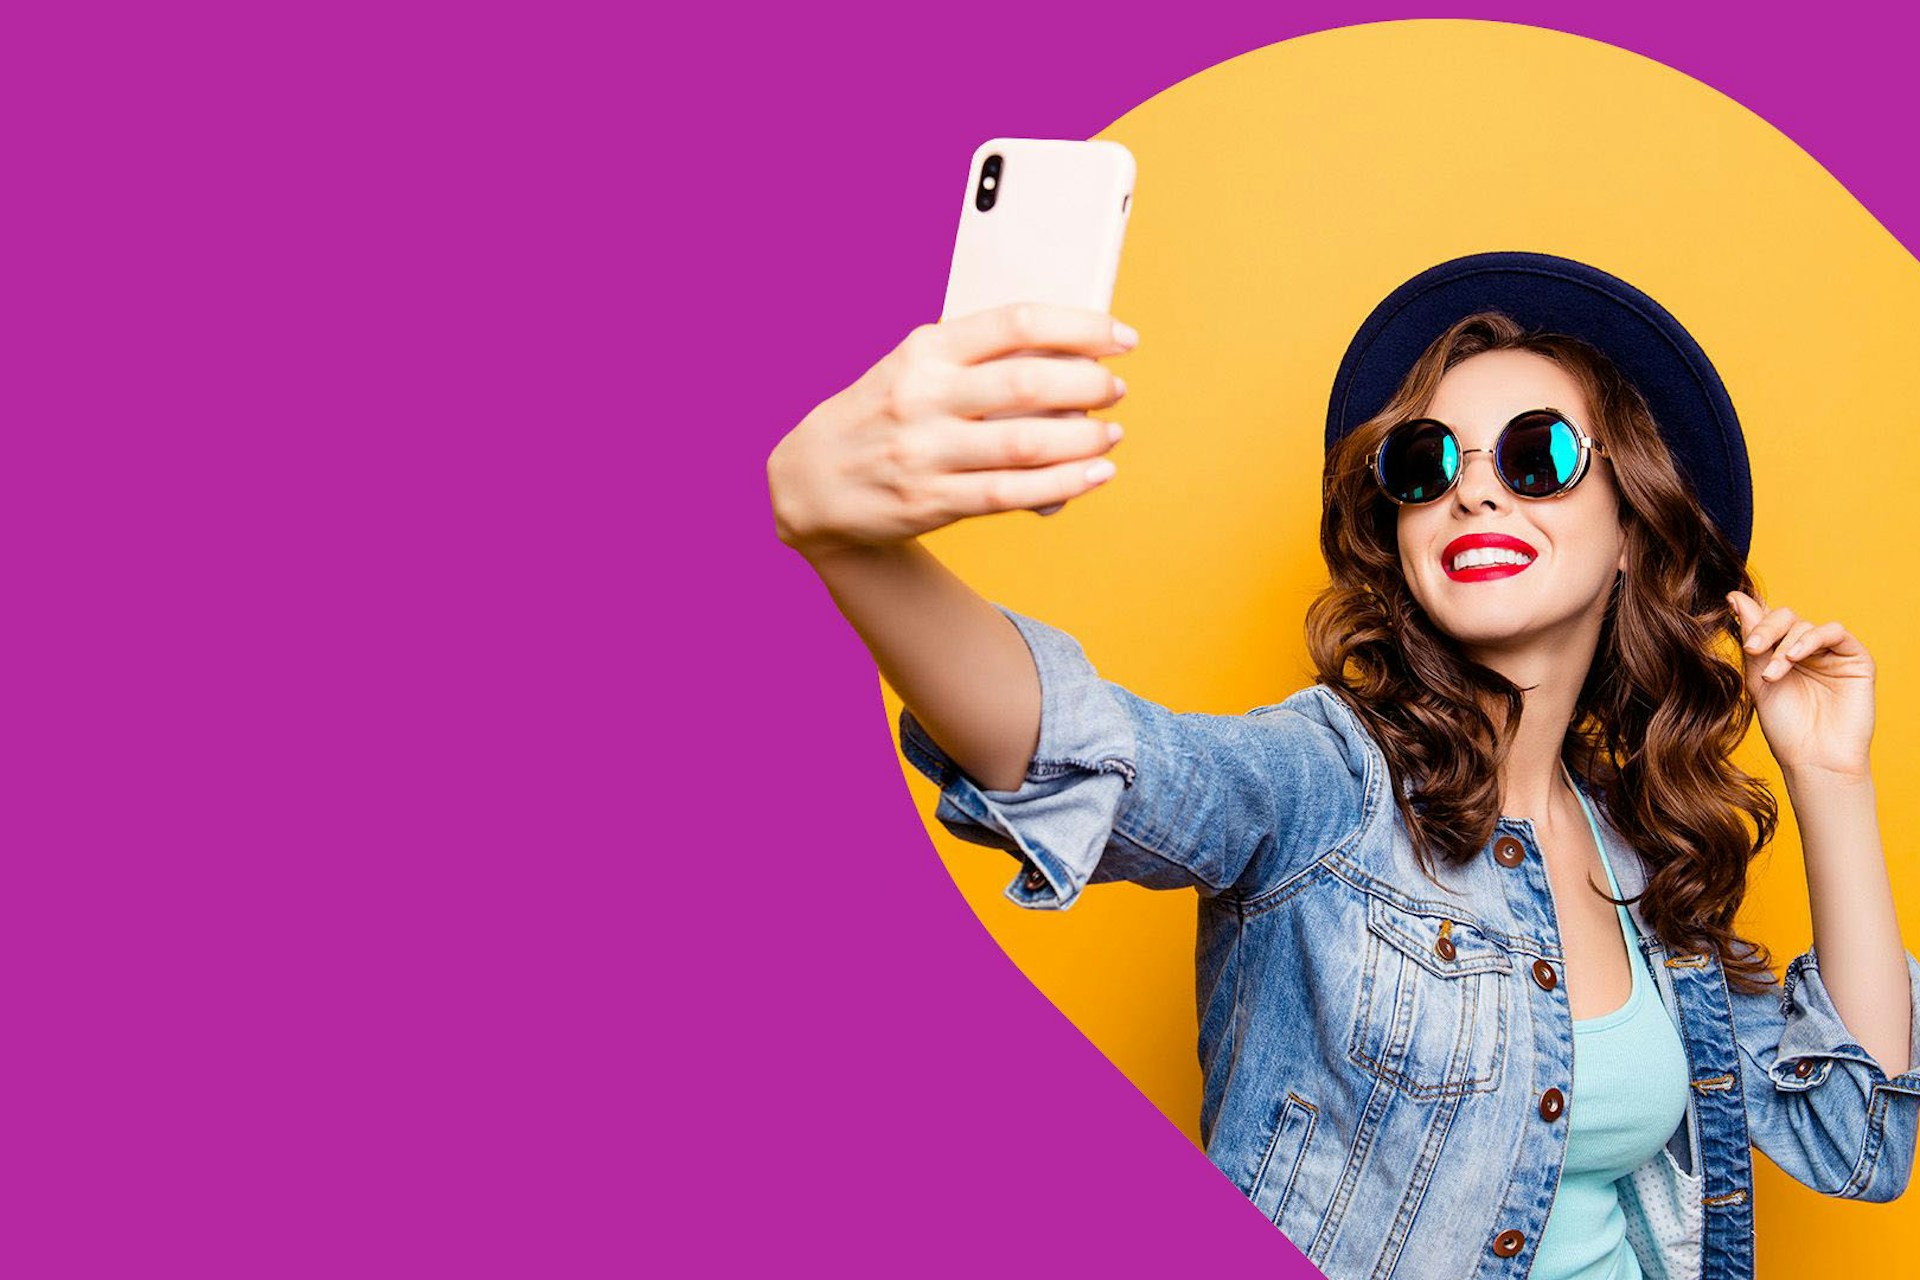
left=1430, top=598, right=1601, bottom=653
left=1436, top=621, right=1533, bottom=651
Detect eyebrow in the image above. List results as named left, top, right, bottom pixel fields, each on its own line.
left=1411, top=407, right=1575, bottom=435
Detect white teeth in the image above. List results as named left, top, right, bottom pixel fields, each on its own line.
left=1450, top=547, right=1534, bottom=572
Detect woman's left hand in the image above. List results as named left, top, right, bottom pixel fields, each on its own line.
left=1726, top=590, right=1875, bottom=779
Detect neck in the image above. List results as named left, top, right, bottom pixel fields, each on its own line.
left=1469, top=653, right=1596, bottom=830
left=1500, top=730, right=1579, bottom=830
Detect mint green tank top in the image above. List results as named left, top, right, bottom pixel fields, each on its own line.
left=1531, top=763, right=1692, bottom=1280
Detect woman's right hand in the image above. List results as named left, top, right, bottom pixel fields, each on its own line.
left=767, top=301, right=1134, bottom=562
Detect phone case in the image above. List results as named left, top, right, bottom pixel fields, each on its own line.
left=941, top=138, right=1135, bottom=513
left=941, top=137, right=1134, bottom=324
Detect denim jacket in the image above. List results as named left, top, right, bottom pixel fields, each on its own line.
left=898, top=604, right=1920, bottom=1280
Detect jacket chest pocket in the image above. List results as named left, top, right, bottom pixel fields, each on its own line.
left=1347, top=895, right=1512, bottom=1098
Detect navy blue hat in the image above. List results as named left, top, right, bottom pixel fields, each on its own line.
left=1325, top=251, right=1752, bottom=561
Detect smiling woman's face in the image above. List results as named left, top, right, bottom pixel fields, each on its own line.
left=1395, top=349, right=1628, bottom=660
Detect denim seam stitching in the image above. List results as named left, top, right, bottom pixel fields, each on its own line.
left=1236, top=863, right=1328, bottom=923
left=1375, top=1081, right=1466, bottom=1274
left=1251, top=1092, right=1318, bottom=1228
left=1839, top=1084, right=1890, bottom=1199
left=1025, top=755, right=1137, bottom=786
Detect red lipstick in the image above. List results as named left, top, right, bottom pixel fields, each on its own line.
left=1441, top=532, right=1538, bottom=583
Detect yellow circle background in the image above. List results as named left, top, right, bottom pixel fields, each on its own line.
left=886, top=19, right=1919, bottom=1273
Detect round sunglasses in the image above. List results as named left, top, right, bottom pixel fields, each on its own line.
left=1365, top=407, right=1611, bottom=506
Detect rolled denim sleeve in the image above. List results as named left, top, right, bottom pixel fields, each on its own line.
left=896, top=603, right=1366, bottom=911
left=1731, top=945, right=1920, bottom=1202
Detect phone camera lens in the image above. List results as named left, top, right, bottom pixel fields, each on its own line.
left=975, top=153, right=1003, bottom=212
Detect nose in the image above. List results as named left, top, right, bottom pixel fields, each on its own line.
left=1451, top=447, right=1509, bottom=512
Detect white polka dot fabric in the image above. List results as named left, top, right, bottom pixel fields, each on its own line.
left=1617, top=1146, right=1704, bottom=1280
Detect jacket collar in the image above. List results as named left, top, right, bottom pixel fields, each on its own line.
left=1308, top=682, right=1666, bottom=948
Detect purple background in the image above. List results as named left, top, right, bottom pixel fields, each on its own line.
left=5, top=3, right=1914, bottom=1274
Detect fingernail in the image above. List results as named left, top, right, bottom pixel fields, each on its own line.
left=1113, top=376, right=1128, bottom=397
left=1086, top=459, right=1117, bottom=483
left=1106, top=422, right=1125, bottom=443
left=1112, top=320, right=1139, bottom=349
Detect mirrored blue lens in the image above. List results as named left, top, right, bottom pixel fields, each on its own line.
left=1378, top=421, right=1457, bottom=502
left=1500, top=413, right=1581, bottom=497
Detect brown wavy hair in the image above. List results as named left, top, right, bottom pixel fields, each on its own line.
left=1309, top=311, right=1779, bottom=994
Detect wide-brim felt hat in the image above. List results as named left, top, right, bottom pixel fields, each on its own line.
left=1324, top=250, right=1752, bottom=561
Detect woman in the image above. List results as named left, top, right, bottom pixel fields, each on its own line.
left=765, top=251, right=1919, bottom=1279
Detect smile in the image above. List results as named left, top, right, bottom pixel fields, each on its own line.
left=1441, top=533, right=1538, bottom=582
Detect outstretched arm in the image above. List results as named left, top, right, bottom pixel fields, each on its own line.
left=813, top=538, right=1042, bottom=793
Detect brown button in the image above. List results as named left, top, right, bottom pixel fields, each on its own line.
left=1539, top=1087, right=1565, bottom=1121
left=1492, top=1228, right=1526, bottom=1257
left=1436, top=935, right=1457, bottom=962
left=1022, top=867, right=1047, bottom=892
left=1532, top=959, right=1558, bottom=990
left=1493, top=835, right=1526, bottom=867
left=1793, top=1059, right=1815, bottom=1079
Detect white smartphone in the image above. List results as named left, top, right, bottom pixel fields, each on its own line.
left=941, top=138, right=1135, bottom=513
